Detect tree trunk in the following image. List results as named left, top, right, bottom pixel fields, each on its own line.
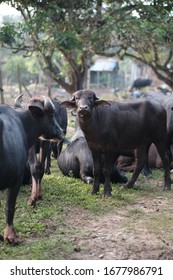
left=0, top=66, right=4, bottom=104
left=17, top=65, right=22, bottom=94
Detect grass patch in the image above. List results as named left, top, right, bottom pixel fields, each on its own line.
left=0, top=160, right=172, bottom=259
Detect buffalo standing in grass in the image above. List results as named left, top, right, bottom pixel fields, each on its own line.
left=61, top=90, right=171, bottom=197
left=58, top=127, right=127, bottom=184
left=0, top=96, right=64, bottom=244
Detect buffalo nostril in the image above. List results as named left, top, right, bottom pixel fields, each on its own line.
left=79, top=106, right=88, bottom=111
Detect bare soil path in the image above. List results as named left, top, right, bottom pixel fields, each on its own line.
left=59, top=193, right=173, bottom=260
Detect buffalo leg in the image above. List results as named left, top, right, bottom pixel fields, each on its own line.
left=79, top=161, right=93, bottom=184
left=125, top=145, right=149, bottom=188
left=102, top=155, right=115, bottom=197
left=28, top=172, right=41, bottom=206
left=80, top=170, right=93, bottom=184
left=4, top=184, right=20, bottom=244
left=141, top=145, right=152, bottom=177
left=28, top=141, right=50, bottom=206
left=27, top=145, right=42, bottom=206
left=155, top=143, right=171, bottom=190
left=44, top=142, right=52, bottom=174
left=141, top=162, right=152, bottom=177
left=38, top=141, right=51, bottom=197
left=90, top=153, right=102, bottom=194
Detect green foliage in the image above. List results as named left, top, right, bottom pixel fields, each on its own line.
left=0, top=0, right=114, bottom=92
left=0, top=23, right=16, bottom=46
left=2, top=52, right=39, bottom=84
left=1, top=0, right=173, bottom=90
left=104, top=0, right=173, bottom=88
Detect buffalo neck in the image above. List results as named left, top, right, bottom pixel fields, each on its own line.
left=18, top=110, right=41, bottom=148
left=78, top=108, right=101, bottom=139
left=78, top=114, right=92, bottom=134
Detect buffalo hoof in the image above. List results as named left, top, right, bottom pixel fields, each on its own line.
left=37, top=193, right=43, bottom=200
left=4, top=226, right=20, bottom=245
left=103, top=192, right=111, bottom=197
left=27, top=198, right=36, bottom=207
left=163, top=186, right=171, bottom=191
left=89, top=189, right=98, bottom=195
left=123, top=183, right=134, bottom=189
left=144, top=173, right=152, bottom=178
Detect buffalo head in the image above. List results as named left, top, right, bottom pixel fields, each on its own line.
left=60, top=90, right=110, bottom=119
left=28, top=96, right=64, bottom=141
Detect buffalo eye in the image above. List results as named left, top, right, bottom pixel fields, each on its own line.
left=75, top=97, right=79, bottom=102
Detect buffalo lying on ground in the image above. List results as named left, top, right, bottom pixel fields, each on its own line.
left=61, top=90, right=171, bottom=197
left=117, top=143, right=173, bottom=172
left=0, top=96, right=64, bottom=244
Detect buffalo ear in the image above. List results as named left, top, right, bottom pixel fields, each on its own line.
left=28, top=105, right=44, bottom=118
left=60, top=101, right=76, bottom=109
left=94, top=100, right=111, bottom=107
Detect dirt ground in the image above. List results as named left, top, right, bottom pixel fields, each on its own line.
left=58, top=192, right=173, bottom=260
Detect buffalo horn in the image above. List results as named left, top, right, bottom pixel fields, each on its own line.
left=14, top=94, right=24, bottom=108
left=70, top=95, right=75, bottom=101
left=43, top=96, right=55, bottom=113
left=94, top=93, right=99, bottom=100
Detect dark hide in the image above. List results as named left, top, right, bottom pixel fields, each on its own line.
left=27, top=98, right=68, bottom=206
left=0, top=96, right=64, bottom=244
left=60, top=90, right=171, bottom=197
left=130, top=78, right=152, bottom=91
left=58, top=128, right=128, bottom=184
left=117, top=143, right=173, bottom=172
left=142, top=92, right=173, bottom=160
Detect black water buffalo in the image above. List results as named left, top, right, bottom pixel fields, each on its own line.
left=15, top=95, right=68, bottom=206
left=117, top=143, right=173, bottom=172
left=43, top=98, right=68, bottom=173
left=0, top=96, right=64, bottom=244
left=130, top=78, right=152, bottom=91
left=27, top=98, right=68, bottom=206
left=60, top=90, right=171, bottom=197
left=142, top=92, right=173, bottom=152
left=58, top=128, right=127, bottom=184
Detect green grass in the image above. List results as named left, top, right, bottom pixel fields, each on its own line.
left=0, top=160, right=172, bottom=259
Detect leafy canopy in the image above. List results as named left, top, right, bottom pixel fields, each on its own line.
left=0, top=0, right=173, bottom=90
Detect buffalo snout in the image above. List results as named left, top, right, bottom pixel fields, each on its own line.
left=43, top=119, right=64, bottom=141
left=78, top=105, right=90, bottom=118
left=54, top=124, right=64, bottom=141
